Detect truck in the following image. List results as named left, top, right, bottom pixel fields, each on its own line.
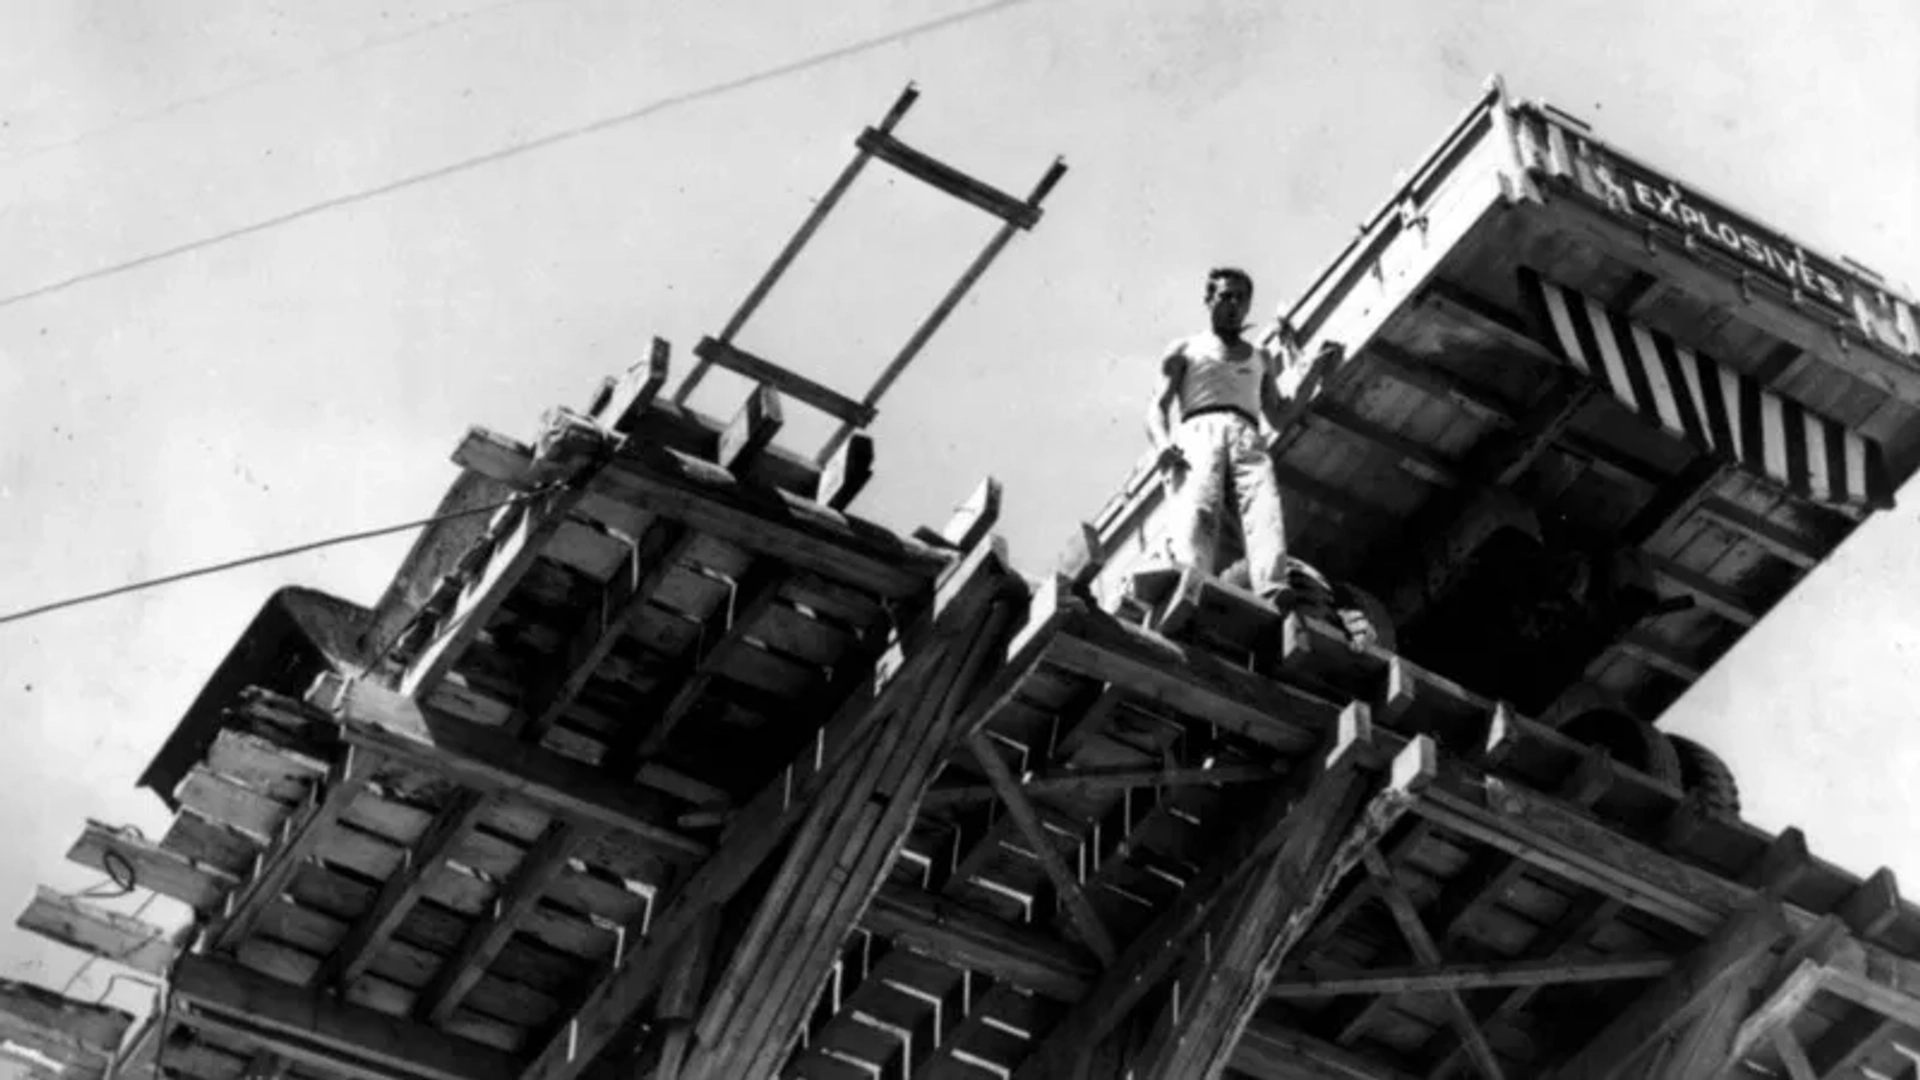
left=1082, top=76, right=1920, bottom=817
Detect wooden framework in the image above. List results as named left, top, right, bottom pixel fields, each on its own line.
left=10, top=79, right=1920, bottom=1080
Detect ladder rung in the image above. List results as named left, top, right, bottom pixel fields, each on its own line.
left=691, top=338, right=877, bottom=428
left=857, top=128, right=1041, bottom=230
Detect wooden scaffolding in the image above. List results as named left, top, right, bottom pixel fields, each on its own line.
left=8, top=85, right=1920, bottom=1080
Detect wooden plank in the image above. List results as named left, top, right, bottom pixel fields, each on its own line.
left=177, top=767, right=298, bottom=838
left=0, top=979, right=133, bottom=1058
left=590, top=441, right=944, bottom=600
left=66, top=819, right=238, bottom=913
left=1266, top=954, right=1675, bottom=998
left=203, top=731, right=326, bottom=802
left=315, top=675, right=705, bottom=860
left=859, top=884, right=1098, bottom=1001
left=1548, top=902, right=1791, bottom=1080
left=690, top=337, right=875, bottom=427
left=325, top=790, right=491, bottom=987
left=419, top=821, right=590, bottom=1025
left=717, top=384, right=784, bottom=474
left=209, top=749, right=375, bottom=952
left=15, top=887, right=179, bottom=977
left=964, top=728, right=1117, bottom=964
left=1361, top=848, right=1507, bottom=1080
left=170, top=953, right=513, bottom=1080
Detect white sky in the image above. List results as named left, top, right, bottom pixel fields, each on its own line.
left=0, top=0, right=1915, bottom=1066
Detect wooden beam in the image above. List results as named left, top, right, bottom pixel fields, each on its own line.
left=517, top=525, right=695, bottom=744
left=856, top=128, right=1042, bottom=229
left=419, top=820, right=590, bottom=1025
left=516, top=540, right=1022, bottom=1080
left=1770, top=1028, right=1819, bottom=1080
left=622, top=564, right=788, bottom=763
left=1728, top=959, right=1827, bottom=1065
left=1806, top=1012, right=1897, bottom=1079
left=683, top=596, right=1024, bottom=1080
left=314, top=675, right=706, bottom=860
left=934, top=477, right=1003, bottom=553
left=15, top=887, right=179, bottom=976
left=591, top=440, right=943, bottom=600
left=814, top=432, right=873, bottom=511
left=1836, top=867, right=1902, bottom=939
left=169, top=953, right=514, bottom=1080
left=716, top=384, right=784, bottom=474
left=1041, top=607, right=1335, bottom=753
left=65, top=820, right=237, bottom=913
left=586, top=337, right=671, bottom=434
left=1698, top=498, right=1821, bottom=569
left=1127, top=723, right=1421, bottom=1080
left=400, top=480, right=587, bottom=697
left=0, top=980, right=133, bottom=1063
left=965, top=729, right=1118, bottom=965
left=1420, top=896, right=1626, bottom=1080
left=1234, top=1022, right=1423, bottom=1080
left=921, top=761, right=1275, bottom=807
left=1015, top=725, right=1424, bottom=1080
left=1547, top=902, right=1790, bottom=1080
left=1362, top=849, right=1507, bottom=1080
left=1405, top=763, right=1748, bottom=935
left=1312, top=400, right=1463, bottom=488
left=325, top=790, right=490, bottom=988
left=210, top=748, right=374, bottom=951
left=1646, top=556, right=1762, bottom=628
left=690, top=337, right=875, bottom=427
left=859, top=884, right=1097, bottom=1001
left=1267, top=954, right=1674, bottom=999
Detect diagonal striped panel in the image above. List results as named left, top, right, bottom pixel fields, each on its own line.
left=1520, top=269, right=1889, bottom=509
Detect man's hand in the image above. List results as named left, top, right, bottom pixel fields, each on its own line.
left=1155, top=443, right=1188, bottom=476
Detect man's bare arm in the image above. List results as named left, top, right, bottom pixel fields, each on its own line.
left=1145, top=343, right=1187, bottom=458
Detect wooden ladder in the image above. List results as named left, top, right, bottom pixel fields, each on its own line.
left=671, top=84, right=1067, bottom=464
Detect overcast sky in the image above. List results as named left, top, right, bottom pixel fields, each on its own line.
left=1, top=0, right=1916, bottom=1067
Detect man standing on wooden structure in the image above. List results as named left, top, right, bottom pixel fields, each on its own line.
left=1146, top=266, right=1337, bottom=608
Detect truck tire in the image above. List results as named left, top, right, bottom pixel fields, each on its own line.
left=1668, top=733, right=1741, bottom=820
left=1544, top=686, right=1683, bottom=789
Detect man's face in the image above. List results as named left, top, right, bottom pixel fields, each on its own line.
left=1206, top=277, right=1252, bottom=329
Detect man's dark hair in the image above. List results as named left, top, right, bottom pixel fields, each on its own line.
left=1207, top=266, right=1254, bottom=297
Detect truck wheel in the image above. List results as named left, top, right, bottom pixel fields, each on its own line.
left=1668, top=733, right=1741, bottom=819
left=1545, top=686, right=1683, bottom=789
